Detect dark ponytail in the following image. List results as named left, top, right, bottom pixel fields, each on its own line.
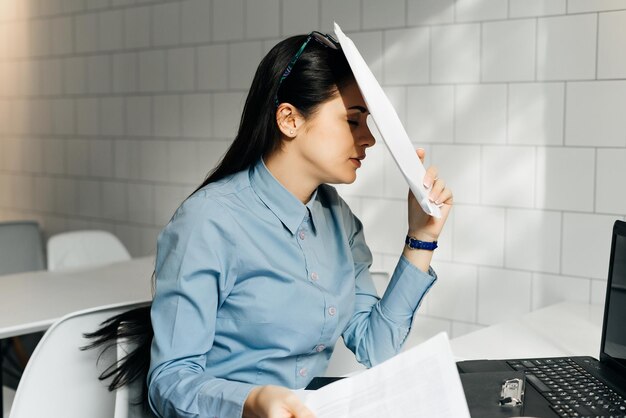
left=84, top=33, right=354, bottom=409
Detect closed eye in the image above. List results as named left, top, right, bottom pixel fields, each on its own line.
left=347, top=120, right=359, bottom=126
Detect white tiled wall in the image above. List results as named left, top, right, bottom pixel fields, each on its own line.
left=1, top=0, right=625, bottom=340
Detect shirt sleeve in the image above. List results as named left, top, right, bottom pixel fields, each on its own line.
left=341, top=209, right=437, bottom=369
left=147, top=194, right=255, bottom=418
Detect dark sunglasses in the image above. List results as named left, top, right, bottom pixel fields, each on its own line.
left=274, top=31, right=340, bottom=108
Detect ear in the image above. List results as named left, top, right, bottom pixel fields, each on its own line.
left=276, top=103, right=304, bottom=139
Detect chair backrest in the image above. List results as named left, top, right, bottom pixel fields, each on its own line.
left=9, top=302, right=149, bottom=418
left=47, top=230, right=131, bottom=271
left=0, top=221, right=45, bottom=275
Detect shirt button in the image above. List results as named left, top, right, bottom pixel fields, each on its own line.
left=299, top=367, right=308, bottom=377
left=310, top=272, right=318, bottom=281
left=315, top=344, right=325, bottom=353
left=298, top=230, right=306, bottom=240
left=328, top=306, right=337, bottom=316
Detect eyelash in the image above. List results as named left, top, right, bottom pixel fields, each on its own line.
left=348, top=120, right=359, bottom=126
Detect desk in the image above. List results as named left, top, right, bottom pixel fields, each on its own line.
left=450, top=301, right=604, bottom=360
left=0, top=256, right=154, bottom=415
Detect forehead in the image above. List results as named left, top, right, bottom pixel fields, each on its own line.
left=336, top=82, right=366, bottom=111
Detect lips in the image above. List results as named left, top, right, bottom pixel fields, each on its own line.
left=350, top=155, right=365, bottom=168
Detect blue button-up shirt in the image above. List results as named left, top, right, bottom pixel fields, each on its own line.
left=148, top=159, right=437, bottom=418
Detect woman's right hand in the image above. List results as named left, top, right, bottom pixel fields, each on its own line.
left=243, top=385, right=316, bottom=418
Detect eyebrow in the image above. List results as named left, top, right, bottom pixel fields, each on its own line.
left=348, top=105, right=368, bottom=113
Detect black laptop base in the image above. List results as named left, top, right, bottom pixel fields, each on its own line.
left=458, top=356, right=626, bottom=418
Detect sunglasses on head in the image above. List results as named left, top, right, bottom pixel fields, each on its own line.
left=274, top=31, right=340, bottom=108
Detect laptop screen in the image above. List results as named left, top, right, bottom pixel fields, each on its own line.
left=601, top=220, right=626, bottom=370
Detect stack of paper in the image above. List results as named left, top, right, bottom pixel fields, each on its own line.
left=301, top=333, right=470, bottom=417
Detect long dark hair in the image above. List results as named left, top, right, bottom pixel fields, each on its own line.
left=84, top=33, right=354, bottom=408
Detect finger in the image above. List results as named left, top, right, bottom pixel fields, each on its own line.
left=432, top=183, right=453, bottom=206
left=423, top=166, right=439, bottom=189
left=416, top=148, right=425, bottom=164
left=428, top=179, right=447, bottom=204
left=286, top=398, right=316, bottom=418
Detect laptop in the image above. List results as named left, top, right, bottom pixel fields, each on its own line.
left=457, top=219, right=626, bottom=418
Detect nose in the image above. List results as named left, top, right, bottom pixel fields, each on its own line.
left=360, top=124, right=376, bottom=148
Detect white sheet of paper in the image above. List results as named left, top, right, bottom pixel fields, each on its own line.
left=334, top=23, right=441, bottom=218
left=300, top=332, right=470, bottom=417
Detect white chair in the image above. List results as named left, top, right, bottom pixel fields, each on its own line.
left=47, top=230, right=131, bottom=271
left=9, top=302, right=148, bottom=418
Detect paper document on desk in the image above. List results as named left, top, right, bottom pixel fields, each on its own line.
left=302, top=332, right=470, bottom=417
left=334, top=23, right=441, bottom=218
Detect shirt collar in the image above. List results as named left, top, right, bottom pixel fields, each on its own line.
left=249, top=159, right=318, bottom=235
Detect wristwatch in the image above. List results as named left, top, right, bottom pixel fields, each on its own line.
left=405, top=235, right=438, bottom=251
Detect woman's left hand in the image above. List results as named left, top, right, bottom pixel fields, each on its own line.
left=407, top=149, right=453, bottom=241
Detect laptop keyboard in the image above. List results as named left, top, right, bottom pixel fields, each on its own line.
left=507, top=358, right=626, bottom=418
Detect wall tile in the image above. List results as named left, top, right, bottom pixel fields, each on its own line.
left=426, top=261, right=478, bottom=322
left=532, top=273, right=590, bottom=309
left=535, top=147, right=594, bottom=211
left=537, top=14, right=597, bottom=80
left=152, top=2, right=180, bottom=47
left=40, top=59, right=63, bottom=96
left=596, top=149, right=626, bottom=214
left=42, top=139, right=66, bottom=175
left=180, top=94, right=212, bottom=138
left=349, top=31, right=384, bottom=81
left=321, top=0, right=360, bottom=33
left=124, top=6, right=151, bottom=49
left=212, top=0, right=244, bottom=41
left=359, top=198, right=406, bottom=255
left=89, top=139, right=113, bottom=178
left=75, top=13, right=98, bottom=53
left=567, top=0, right=626, bottom=13
left=168, top=140, right=199, bottom=184
left=113, top=52, right=138, bottom=93
left=101, top=181, right=127, bottom=222
left=125, top=96, right=152, bottom=137
left=167, top=47, right=195, bottom=91
left=54, top=178, right=77, bottom=215
left=431, top=24, right=480, bottom=83
left=77, top=179, right=101, bottom=218
left=66, top=139, right=89, bottom=176
left=34, top=176, right=55, bottom=213
left=195, top=140, right=230, bottom=182
left=114, top=140, right=141, bottom=180
left=99, top=9, right=123, bottom=51
left=75, top=97, right=99, bottom=136
left=482, top=19, right=535, bottom=82
left=139, top=50, right=166, bottom=92
left=139, top=140, right=169, bottom=182
left=383, top=27, right=429, bottom=85
left=481, top=145, right=535, bottom=207
left=51, top=98, right=74, bottom=135
left=86, top=55, right=111, bottom=94
left=431, top=145, right=481, bottom=205
left=63, top=57, right=87, bottom=94
left=562, top=212, right=616, bottom=279
left=154, top=184, right=189, bottom=226
left=100, top=97, right=124, bottom=136
left=198, top=44, right=229, bottom=90
left=565, top=81, right=626, bottom=147
left=407, top=0, right=454, bottom=26
left=282, top=0, right=320, bottom=36
left=362, top=0, right=405, bottom=30
left=508, top=83, right=564, bottom=145
left=505, top=209, right=561, bottom=273
left=598, top=11, right=626, bottom=79
left=407, top=85, right=454, bottom=144
left=229, top=41, right=264, bottom=90
left=591, top=280, right=607, bottom=305
left=182, top=0, right=212, bottom=43
left=404, top=315, right=452, bottom=350
left=153, top=95, right=181, bottom=138
left=212, top=92, right=246, bottom=138
left=455, top=84, right=507, bottom=144
left=51, top=16, right=73, bottom=55
left=509, top=0, right=566, bottom=17
left=127, top=182, right=154, bottom=224
left=455, top=0, right=508, bottom=22
left=453, top=205, right=505, bottom=266
left=478, top=267, right=531, bottom=325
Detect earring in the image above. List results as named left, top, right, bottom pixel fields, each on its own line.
left=290, top=130, right=294, bottom=135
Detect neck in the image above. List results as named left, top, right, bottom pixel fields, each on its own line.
left=264, top=149, right=319, bottom=204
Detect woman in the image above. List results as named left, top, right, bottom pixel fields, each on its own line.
left=89, top=31, right=452, bottom=418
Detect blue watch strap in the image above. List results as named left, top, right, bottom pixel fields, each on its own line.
left=405, top=235, right=438, bottom=251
